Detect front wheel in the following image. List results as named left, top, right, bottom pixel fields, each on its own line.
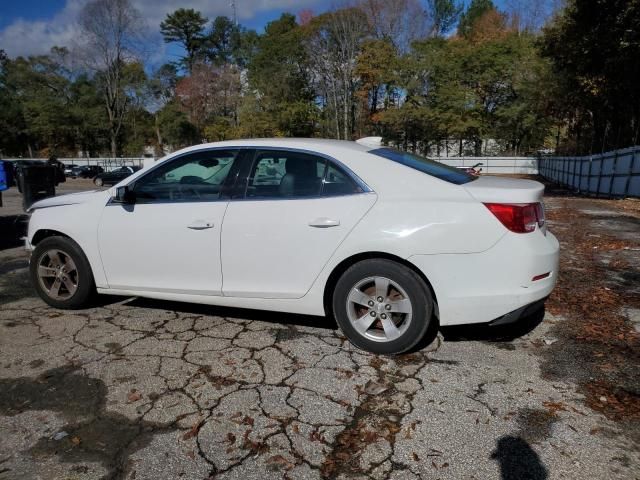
left=332, top=259, right=433, bottom=355
left=94, top=177, right=103, bottom=187
left=30, top=236, right=95, bottom=309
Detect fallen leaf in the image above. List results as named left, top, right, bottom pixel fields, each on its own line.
left=127, top=390, right=142, bottom=403
left=267, top=454, right=294, bottom=470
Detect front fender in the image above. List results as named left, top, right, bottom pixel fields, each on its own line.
left=28, top=203, right=109, bottom=288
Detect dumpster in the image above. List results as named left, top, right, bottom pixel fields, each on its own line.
left=18, top=164, right=57, bottom=211
left=0, top=160, right=8, bottom=192
left=0, top=160, right=7, bottom=207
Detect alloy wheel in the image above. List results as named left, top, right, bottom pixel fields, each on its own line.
left=346, top=276, right=413, bottom=342
left=36, top=249, right=79, bottom=300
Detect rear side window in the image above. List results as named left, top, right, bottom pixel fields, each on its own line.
left=369, top=148, right=475, bottom=185
left=322, top=162, right=363, bottom=196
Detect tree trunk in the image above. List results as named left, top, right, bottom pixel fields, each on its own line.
left=155, top=114, right=163, bottom=155
left=110, top=131, right=117, bottom=158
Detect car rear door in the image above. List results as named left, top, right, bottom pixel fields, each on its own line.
left=221, top=148, right=376, bottom=299
left=98, top=148, right=245, bottom=295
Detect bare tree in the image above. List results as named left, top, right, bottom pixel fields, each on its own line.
left=358, top=0, right=428, bottom=51
left=175, top=63, right=241, bottom=133
left=77, top=0, right=145, bottom=157
left=505, top=0, right=557, bottom=32
left=306, top=8, right=370, bottom=139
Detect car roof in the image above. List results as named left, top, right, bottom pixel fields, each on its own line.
left=135, top=138, right=463, bottom=199
left=166, top=138, right=372, bottom=159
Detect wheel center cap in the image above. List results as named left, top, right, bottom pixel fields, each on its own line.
left=376, top=303, right=385, bottom=314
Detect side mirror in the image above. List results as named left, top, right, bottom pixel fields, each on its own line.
left=113, top=185, right=136, bottom=204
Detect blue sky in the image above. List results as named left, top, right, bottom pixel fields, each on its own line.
left=0, top=0, right=331, bottom=61
left=0, top=0, right=527, bottom=64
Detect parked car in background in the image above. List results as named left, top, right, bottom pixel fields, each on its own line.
left=63, top=164, right=78, bottom=176
left=93, top=165, right=141, bottom=186
left=26, top=139, right=559, bottom=354
left=70, top=165, right=104, bottom=179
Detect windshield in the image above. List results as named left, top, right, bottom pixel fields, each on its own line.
left=369, top=148, right=476, bottom=185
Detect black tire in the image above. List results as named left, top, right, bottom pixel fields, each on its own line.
left=30, top=236, right=95, bottom=309
left=332, top=259, right=433, bottom=355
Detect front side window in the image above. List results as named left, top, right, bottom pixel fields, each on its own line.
left=246, top=151, right=326, bottom=198
left=369, top=147, right=476, bottom=185
left=133, top=149, right=238, bottom=202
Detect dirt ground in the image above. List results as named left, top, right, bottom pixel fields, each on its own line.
left=0, top=177, right=638, bottom=480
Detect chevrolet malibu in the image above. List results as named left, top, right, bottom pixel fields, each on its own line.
left=26, top=139, right=559, bottom=354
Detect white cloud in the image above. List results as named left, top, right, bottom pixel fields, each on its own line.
left=0, top=0, right=84, bottom=58
left=0, top=0, right=324, bottom=58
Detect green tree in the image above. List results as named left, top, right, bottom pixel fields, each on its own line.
left=355, top=38, right=399, bottom=135
left=207, top=16, right=239, bottom=65
left=458, top=0, right=495, bottom=37
left=427, top=0, right=463, bottom=37
left=157, top=101, right=199, bottom=148
left=248, top=14, right=316, bottom=136
left=160, top=8, right=208, bottom=73
left=541, top=0, right=640, bottom=153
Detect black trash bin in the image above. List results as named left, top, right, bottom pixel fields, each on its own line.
left=19, top=164, right=57, bottom=211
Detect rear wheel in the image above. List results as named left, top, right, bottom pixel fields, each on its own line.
left=332, top=259, right=433, bottom=354
left=30, top=236, right=95, bottom=309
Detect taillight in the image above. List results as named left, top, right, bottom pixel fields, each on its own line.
left=484, top=203, right=543, bottom=233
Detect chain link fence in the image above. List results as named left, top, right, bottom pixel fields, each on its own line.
left=4, top=157, right=148, bottom=172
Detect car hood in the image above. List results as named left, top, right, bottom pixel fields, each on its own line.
left=28, top=190, right=103, bottom=212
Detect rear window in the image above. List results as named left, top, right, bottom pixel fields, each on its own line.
left=369, top=148, right=476, bottom=185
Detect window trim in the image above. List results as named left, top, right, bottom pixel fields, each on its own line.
left=108, top=145, right=373, bottom=206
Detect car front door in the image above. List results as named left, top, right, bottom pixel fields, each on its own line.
left=221, top=149, right=376, bottom=299
left=98, top=148, right=244, bottom=295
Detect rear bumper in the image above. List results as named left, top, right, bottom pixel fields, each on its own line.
left=409, top=229, right=559, bottom=326
left=488, top=297, right=547, bottom=326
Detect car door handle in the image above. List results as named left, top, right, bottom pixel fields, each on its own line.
left=308, top=217, right=340, bottom=228
left=187, top=220, right=214, bottom=230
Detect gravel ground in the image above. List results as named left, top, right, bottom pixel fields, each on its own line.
left=0, top=178, right=638, bottom=480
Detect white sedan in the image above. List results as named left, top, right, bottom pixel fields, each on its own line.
left=26, top=139, right=559, bottom=354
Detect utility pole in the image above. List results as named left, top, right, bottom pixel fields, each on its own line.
left=230, top=0, right=237, bottom=26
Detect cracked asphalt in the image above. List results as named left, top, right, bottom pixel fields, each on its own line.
left=0, top=179, right=639, bottom=479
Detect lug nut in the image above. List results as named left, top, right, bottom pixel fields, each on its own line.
left=381, top=313, right=387, bottom=319
left=385, top=304, right=391, bottom=310
left=377, top=296, right=383, bottom=302
left=368, top=300, right=374, bottom=307
left=370, top=311, right=376, bottom=317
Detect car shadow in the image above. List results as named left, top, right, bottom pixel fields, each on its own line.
left=92, top=296, right=545, bottom=347
left=121, top=297, right=339, bottom=331
left=0, top=214, right=28, bottom=251
left=440, top=307, right=545, bottom=343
